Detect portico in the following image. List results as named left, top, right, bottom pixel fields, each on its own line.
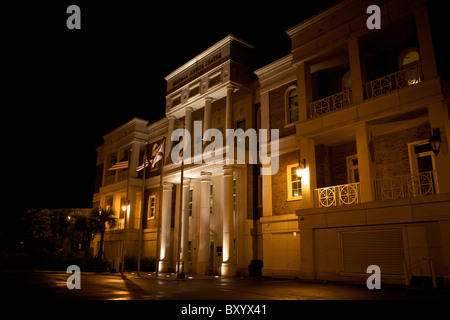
left=158, top=35, right=259, bottom=276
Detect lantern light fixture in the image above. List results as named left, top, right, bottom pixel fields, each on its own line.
left=428, top=128, right=441, bottom=156
left=296, top=159, right=306, bottom=179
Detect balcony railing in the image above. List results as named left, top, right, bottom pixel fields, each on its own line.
left=315, top=182, right=361, bottom=208
left=374, top=171, right=436, bottom=201
left=310, top=89, right=352, bottom=118
left=366, top=64, right=423, bottom=99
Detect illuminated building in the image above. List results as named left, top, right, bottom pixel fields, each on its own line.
left=92, top=0, right=450, bottom=285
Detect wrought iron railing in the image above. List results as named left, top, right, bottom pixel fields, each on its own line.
left=366, top=64, right=422, bottom=99
left=315, top=182, right=361, bottom=208
left=310, top=89, right=352, bottom=118
left=374, top=171, right=436, bottom=201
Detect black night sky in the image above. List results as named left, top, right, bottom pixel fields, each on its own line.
left=4, top=1, right=449, bottom=213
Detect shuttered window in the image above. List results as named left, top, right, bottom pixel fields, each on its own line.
left=341, top=229, right=405, bottom=275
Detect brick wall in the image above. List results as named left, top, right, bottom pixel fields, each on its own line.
left=143, top=187, right=161, bottom=229
left=373, top=123, right=431, bottom=180
left=315, top=142, right=357, bottom=188
left=271, top=150, right=301, bottom=216
left=269, top=81, right=297, bottom=139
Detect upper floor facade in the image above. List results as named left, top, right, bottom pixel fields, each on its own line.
left=256, top=0, right=450, bottom=215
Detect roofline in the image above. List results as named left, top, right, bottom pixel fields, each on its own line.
left=164, top=34, right=254, bottom=81
left=102, top=117, right=149, bottom=139
left=286, top=0, right=348, bottom=36
left=254, top=54, right=292, bottom=77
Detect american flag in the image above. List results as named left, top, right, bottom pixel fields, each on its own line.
left=107, top=154, right=128, bottom=171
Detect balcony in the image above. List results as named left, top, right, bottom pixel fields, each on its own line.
left=310, top=89, right=353, bottom=119
left=366, top=64, right=423, bottom=99
left=374, top=171, right=437, bottom=201
left=315, top=182, right=361, bottom=208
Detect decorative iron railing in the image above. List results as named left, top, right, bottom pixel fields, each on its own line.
left=366, top=64, right=422, bottom=99
left=374, top=171, right=436, bottom=201
left=310, top=89, right=352, bottom=118
left=315, top=182, right=361, bottom=208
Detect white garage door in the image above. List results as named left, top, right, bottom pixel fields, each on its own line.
left=341, top=229, right=405, bottom=275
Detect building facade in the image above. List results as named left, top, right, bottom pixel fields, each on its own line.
left=92, top=0, right=450, bottom=285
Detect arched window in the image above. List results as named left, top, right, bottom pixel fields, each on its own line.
left=399, top=48, right=420, bottom=69
left=398, top=48, right=422, bottom=85
left=341, top=71, right=352, bottom=91
left=285, top=86, right=299, bottom=124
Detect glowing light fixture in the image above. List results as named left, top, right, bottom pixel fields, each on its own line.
left=296, top=159, right=306, bottom=179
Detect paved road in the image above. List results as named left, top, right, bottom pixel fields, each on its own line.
left=1, top=271, right=448, bottom=318
left=1, top=270, right=448, bottom=301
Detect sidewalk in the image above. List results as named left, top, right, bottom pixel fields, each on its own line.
left=120, top=271, right=222, bottom=281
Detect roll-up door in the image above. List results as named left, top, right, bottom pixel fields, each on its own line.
left=341, top=229, right=405, bottom=275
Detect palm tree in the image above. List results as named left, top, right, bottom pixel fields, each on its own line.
left=90, top=207, right=116, bottom=260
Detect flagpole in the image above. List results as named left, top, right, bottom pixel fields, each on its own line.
left=155, top=136, right=166, bottom=276
left=137, top=142, right=148, bottom=276
left=121, top=147, right=131, bottom=276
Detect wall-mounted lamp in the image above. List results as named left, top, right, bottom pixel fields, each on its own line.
left=296, top=159, right=306, bottom=179
left=428, top=128, right=441, bottom=156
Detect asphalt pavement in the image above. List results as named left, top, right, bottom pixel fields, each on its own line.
left=0, top=270, right=448, bottom=318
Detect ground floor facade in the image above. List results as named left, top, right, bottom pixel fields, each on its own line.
left=261, top=194, right=450, bottom=287
left=92, top=163, right=261, bottom=277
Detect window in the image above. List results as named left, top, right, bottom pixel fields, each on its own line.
left=399, top=48, right=422, bottom=85
left=233, top=179, right=236, bottom=212
left=148, top=195, right=156, bottom=219
left=408, top=140, right=437, bottom=195
left=188, top=189, right=193, bottom=217
left=236, top=119, right=246, bottom=145
left=189, top=82, right=200, bottom=98
left=120, top=198, right=127, bottom=219
left=209, top=71, right=222, bottom=88
left=346, top=155, right=360, bottom=183
left=342, top=71, right=352, bottom=91
left=286, top=87, right=299, bottom=124
left=408, top=141, right=436, bottom=175
left=257, top=175, right=262, bottom=209
left=209, top=184, right=213, bottom=214
left=236, top=119, right=246, bottom=130
left=287, top=164, right=302, bottom=201
left=399, top=48, right=420, bottom=69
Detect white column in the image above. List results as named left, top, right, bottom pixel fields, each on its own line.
left=197, top=172, right=212, bottom=275
left=297, top=62, right=312, bottom=121
left=299, top=138, right=316, bottom=209
left=225, top=86, right=235, bottom=165
left=260, top=91, right=273, bottom=217
left=165, top=116, right=176, bottom=161
left=355, top=122, right=375, bottom=203
left=185, top=107, right=193, bottom=134
left=428, top=102, right=450, bottom=193
left=159, top=182, right=173, bottom=273
left=185, top=107, right=193, bottom=163
left=130, top=142, right=141, bottom=179
left=180, top=178, right=191, bottom=273
left=221, top=165, right=236, bottom=276
left=415, top=6, right=438, bottom=80
left=348, top=37, right=365, bottom=104
left=203, top=97, right=213, bottom=144
left=225, top=85, right=235, bottom=130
